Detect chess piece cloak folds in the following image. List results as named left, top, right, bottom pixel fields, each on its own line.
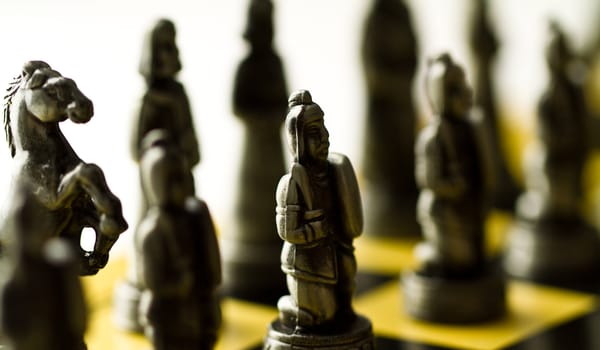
left=361, top=0, right=421, bottom=237
left=221, top=0, right=288, bottom=302
left=264, top=90, right=374, bottom=349
left=0, top=185, right=87, bottom=350
left=402, top=54, right=505, bottom=323
left=2, top=61, right=127, bottom=275
left=114, top=18, right=200, bottom=332
left=504, top=23, right=600, bottom=290
left=136, top=131, right=221, bottom=349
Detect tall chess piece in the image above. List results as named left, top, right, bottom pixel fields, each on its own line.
left=0, top=185, right=87, bottom=350
left=2, top=61, right=127, bottom=275
left=361, top=0, right=420, bottom=237
left=264, top=91, right=374, bottom=349
left=470, top=0, right=521, bottom=211
left=504, top=23, right=600, bottom=290
left=221, top=0, right=289, bottom=302
left=137, top=130, right=221, bottom=349
left=403, top=54, right=505, bottom=323
left=114, top=18, right=200, bottom=331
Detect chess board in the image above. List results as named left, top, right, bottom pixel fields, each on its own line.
left=83, top=211, right=600, bottom=350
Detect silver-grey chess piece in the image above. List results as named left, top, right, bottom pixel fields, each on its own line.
left=504, top=22, right=600, bottom=290
left=221, top=0, right=289, bottom=302
left=264, top=90, right=374, bottom=349
left=402, top=54, right=505, bottom=323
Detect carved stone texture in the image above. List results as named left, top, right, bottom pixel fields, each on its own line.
left=2, top=60, right=127, bottom=276
left=264, top=90, right=373, bottom=348
left=403, top=54, right=505, bottom=323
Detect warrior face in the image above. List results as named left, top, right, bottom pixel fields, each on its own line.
left=303, top=118, right=330, bottom=165
left=139, top=19, right=182, bottom=81
left=426, top=53, right=472, bottom=119
left=445, top=67, right=472, bottom=119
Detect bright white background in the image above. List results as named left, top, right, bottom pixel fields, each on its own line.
left=0, top=0, right=599, bottom=252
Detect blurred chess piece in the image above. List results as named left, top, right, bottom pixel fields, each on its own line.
left=505, top=22, right=600, bottom=290
left=134, top=130, right=221, bottom=349
left=403, top=54, right=505, bottom=323
left=469, top=0, right=521, bottom=211
left=221, top=0, right=289, bottom=302
left=0, top=184, right=88, bottom=350
left=114, top=18, right=200, bottom=332
left=264, top=90, right=374, bottom=349
left=361, top=0, right=421, bottom=237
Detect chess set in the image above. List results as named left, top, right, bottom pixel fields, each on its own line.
left=2, top=0, right=600, bottom=349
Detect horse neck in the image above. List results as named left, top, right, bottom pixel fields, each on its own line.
left=11, top=96, right=78, bottom=163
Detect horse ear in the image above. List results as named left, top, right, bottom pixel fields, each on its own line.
left=22, top=61, right=51, bottom=78
left=27, top=71, right=48, bottom=89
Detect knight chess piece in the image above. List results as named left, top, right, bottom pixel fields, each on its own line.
left=0, top=185, right=87, bottom=350
left=361, top=0, right=421, bottom=237
left=220, top=0, right=288, bottom=302
left=135, top=130, right=221, bottom=349
left=504, top=22, right=600, bottom=290
left=264, top=90, right=374, bottom=349
left=469, top=0, right=521, bottom=211
left=1, top=60, right=127, bottom=276
left=114, top=18, right=200, bottom=332
left=402, top=54, right=505, bottom=323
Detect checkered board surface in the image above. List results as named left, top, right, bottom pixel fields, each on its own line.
left=82, top=211, right=600, bottom=350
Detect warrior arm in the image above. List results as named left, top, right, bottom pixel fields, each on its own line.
left=415, top=125, right=466, bottom=199
left=275, top=174, right=328, bottom=245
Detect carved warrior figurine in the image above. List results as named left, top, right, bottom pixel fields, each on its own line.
left=469, top=0, right=521, bottom=211
left=221, top=0, right=288, bottom=302
left=0, top=185, right=87, bottom=350
left=361, top=0, right=420, bottom=237
left=403, top=54, right=505, bottom=323
left=136, top=130, right=221, bottom=350
left=264, top=90, right=373, bottom=350
left=505, top=22, right=600, bottom=289
left=2, top=61, right=127, bottom=275
left=115, top=18, right=200, bottom=332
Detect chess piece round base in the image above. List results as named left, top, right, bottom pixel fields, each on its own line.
left=263, top=315, right=374, bottom=350
left=402, top=269, right=506, bottom=323
left=504, top=217, right=600, bottom=289
left=220, top=237, right=286, bottom=302
left=113, top=280, right=143, bottom=332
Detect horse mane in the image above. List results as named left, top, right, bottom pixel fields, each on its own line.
left=3, top=73, right=24, bottom=158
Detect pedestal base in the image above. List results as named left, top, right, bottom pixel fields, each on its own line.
left=504, top=217, right=600, bottom=290
left=263, top=315, right=374, bottom=350
left=113, top=280, right=143, bottom=332
left=402, top=269, right=506, bottom=323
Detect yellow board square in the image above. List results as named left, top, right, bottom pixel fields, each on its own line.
left=354, top=280, right=598, bottom=350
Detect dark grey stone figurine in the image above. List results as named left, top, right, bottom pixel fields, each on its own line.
left=2, top=61, right=128, bottom=275
left=504, top=22, right=600, bottom=290
left=136, top=130, right=221, bottom=350
left=0, top=184, right=87, bottom=350
left=470, top=0, right=521, bottom=211
left=221, top=0, right=288, bottom=302
left=114, top=18, right=200, bottom=332
left=264, top=90, right=374, bottom=349
left=402, top=54, right=505, bottom=323
left=361, top=0, right=421, bottom=237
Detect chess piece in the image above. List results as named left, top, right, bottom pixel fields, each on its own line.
left=221, top=0, right=288, bottom=302
left=0, top=185, right=87, bottom=350
left=135, top=130, right=221, bottom=349
left=264, top=90, right=374, bottom=349
left=114, top=18, right=200, bottom=332
left=469, top=0, right=521, bottom=211
left=2, top=61, right=128, bottom=275
left=361, top=0, right=420, bottom=237
left=402, top=54, right=505, bottom=323
left=504, top=22, right=600, bottom=290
